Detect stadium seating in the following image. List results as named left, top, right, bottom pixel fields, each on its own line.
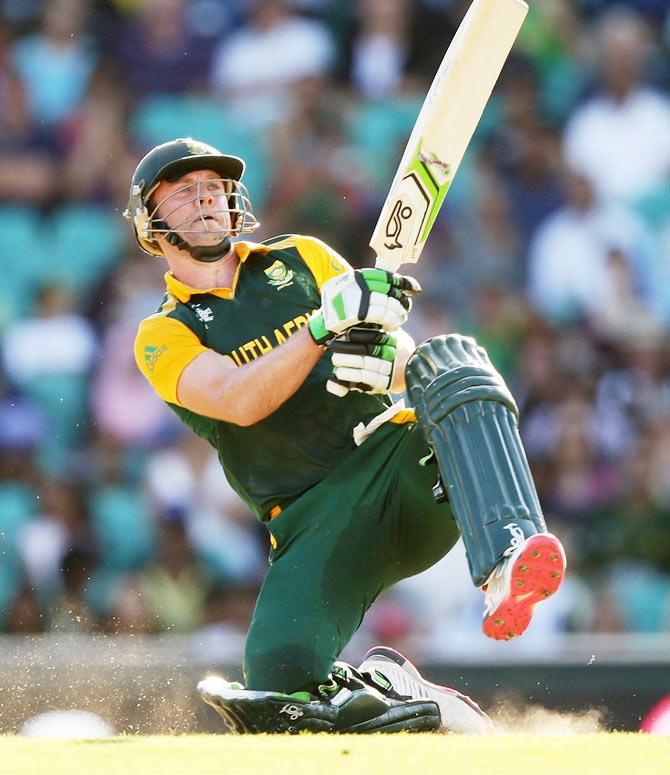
left=131, top=95, right=269, bottom=209
left=45, top=206, right=124, bottom=293
left=0, top=482, right=37, bottom=623
left=88, top=484, right=157, bottom=572
left=0, top=207, right=45, bottom=325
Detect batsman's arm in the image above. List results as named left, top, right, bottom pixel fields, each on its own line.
left=177, top=327, right=322, bottom=426
left=135, top=267, right=418, bottom=425
left=135, top=316, right=323, bottom=427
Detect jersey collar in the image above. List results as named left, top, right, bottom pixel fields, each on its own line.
left=164, top=241, right=271, bottom=302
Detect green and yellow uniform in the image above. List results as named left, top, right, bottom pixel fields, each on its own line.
left=135, top=235, right=459, bottom=691
left=136, top=235, right=401, bottom=519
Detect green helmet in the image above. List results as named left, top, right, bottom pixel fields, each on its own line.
left=124, top=137, right=254, bottom=259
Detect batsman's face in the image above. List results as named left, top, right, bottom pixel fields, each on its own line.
left=153, top=169, right=233, bottom=247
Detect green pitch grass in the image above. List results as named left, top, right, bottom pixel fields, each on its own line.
left=1, top=734, right=668, bottom=775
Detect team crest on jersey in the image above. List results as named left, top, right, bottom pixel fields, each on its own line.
left=264, top=260, right=294, bottom=290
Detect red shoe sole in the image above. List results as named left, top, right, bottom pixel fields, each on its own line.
left=482, top=534, right=566, bottom=641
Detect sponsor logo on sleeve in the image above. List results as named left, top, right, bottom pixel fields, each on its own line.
left=144, top=345, right=167, bottom=374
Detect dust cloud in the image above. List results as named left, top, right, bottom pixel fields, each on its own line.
left=491, top=702, right=608, bottom=735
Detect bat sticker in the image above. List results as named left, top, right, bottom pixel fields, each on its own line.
left=418, top=151, right=451, bottom=177
left=384, top=201, right=414, bottom=250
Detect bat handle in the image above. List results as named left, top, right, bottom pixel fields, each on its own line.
left=374, top=256, right=400, bottom=272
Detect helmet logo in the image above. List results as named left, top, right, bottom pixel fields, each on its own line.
left=184, top=139, right=214, bottom=156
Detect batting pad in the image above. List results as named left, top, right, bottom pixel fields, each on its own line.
left=405, top=334, right=547, bottom=585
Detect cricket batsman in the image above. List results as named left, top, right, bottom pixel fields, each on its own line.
left=126, top=138, right=566, bottom=734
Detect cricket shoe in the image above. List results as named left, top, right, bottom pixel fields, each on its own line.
left=197, top=676, right=337, bottom=734
left=358, top=646, right=493, bottom=734
left=481, top=532, right=566, bottom=641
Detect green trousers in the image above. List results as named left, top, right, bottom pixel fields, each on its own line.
left=244, top=421, right=459, bottom=692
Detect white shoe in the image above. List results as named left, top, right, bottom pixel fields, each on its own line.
left=482, top=532, right=566, bottom=641
left=358, top=646, right=493, bottom=734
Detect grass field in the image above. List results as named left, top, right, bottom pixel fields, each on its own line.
left=1, top=733, right=668, bottom=775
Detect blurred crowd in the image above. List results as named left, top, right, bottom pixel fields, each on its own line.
left=0, top=0, right=670, bottom=653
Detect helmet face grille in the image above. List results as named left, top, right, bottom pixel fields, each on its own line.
left=125, top=139, right=251, bottom=256
left=126, top=178, right=258, bottom=257
left=145, top=177, right=258, bottom=248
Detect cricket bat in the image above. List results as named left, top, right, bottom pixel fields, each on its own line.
left=371, top=0, right=528, bottom=272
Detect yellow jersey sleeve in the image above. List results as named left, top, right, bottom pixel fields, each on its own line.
left=134, top=316, right=209, bottom=406
left=290, top=235, right=352, bottom=289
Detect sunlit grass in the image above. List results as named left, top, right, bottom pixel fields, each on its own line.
left=1, top=733, right=668, bottom=775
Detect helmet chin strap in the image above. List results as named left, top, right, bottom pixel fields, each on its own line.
left=164, top=230, right=233, bottom=263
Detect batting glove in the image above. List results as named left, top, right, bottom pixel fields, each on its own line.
left=308, top=268, right=421, bottom=346
left=327, top=326, right=416, bottom=396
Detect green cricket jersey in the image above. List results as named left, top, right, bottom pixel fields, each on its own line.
left=135, top=234, right=401, bottom=520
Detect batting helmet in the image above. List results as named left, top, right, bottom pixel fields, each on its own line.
left=124, top=138, right=256, bottom=259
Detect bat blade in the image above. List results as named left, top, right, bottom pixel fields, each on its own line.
left=371, top=0, right=528, bottom=272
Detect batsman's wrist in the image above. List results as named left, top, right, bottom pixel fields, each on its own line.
left=308, top=312, right=333, bottom=346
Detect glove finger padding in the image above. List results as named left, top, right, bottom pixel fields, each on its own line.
left=327, top=327, right=416, bottom=397
left=332, top=352, right=393, bottom=375
left=387, top=272, right=422, bottom=297
left=342, top=328, right=392, bottom=345
left=330, top=328, right=396, bottom=360
left=326, top=376, right=351, bottom=397
left=327, top=327, right=402, bottom=396
left=356, top=291, right=410, bottom=329
left=327, top=369, right=392, bottom=395
left=332, top=354, right=393, bottom=394
left=308, top=268, right=420, bottom=345
left=360, top=268, right=421, bottom=295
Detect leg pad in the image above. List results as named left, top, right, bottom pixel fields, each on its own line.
left=406, top=334, right=547, bottom=585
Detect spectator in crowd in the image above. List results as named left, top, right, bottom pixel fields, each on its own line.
left=2, top=284, right=96, bottom=471
left=580, top=0, right=669, bottom=24
left=91, top=258, right=180, bottom=448
left=11, top=0, right=97, bottom=131
left=2, top=284, right=96, bottom=383
left=427, top=178, right=523, bottom=320
left=527, top=168, right=655, bottom=325
left=113, top=0, right=217, bottom=100
left=105, top=576, right=157, bottom=634
left=265, top=76, right=366, bottom=256
left=349, top=0, right=410, bottom=100
left=563, top=7, right=670, bottom=204
left=0, top=19, right=58, bottom=202
left=144, top=432, right=266, bottom=585
left=137, top=518, right=209, bottom=633
left=499, top=120, right=565, bottom=251
left=595, top=323, right=670, bottom=443
left=210, top=0, right=335, bottom=126
left=544, top=379, right=621, bottom=522
left=61, top=61, right=136, bottom=204
left=17, top=478, right=87, bottom=604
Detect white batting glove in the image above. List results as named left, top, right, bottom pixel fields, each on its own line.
left=308, top=268, right=420, bottom=346
left=326, top=327, right=416, bottom=396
